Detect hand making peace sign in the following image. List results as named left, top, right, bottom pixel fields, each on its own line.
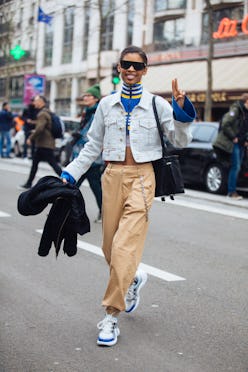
left=172, top=78, right=185, bottom=109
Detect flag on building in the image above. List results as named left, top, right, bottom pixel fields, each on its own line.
left=37, top=6, right=53, bottom=25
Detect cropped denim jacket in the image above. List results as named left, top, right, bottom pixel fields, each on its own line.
left=64, top=89, right=195, bottom=182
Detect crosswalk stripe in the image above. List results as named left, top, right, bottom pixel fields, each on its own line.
left=0, top=211, right=11, bottom=217
left=36, top=229, right=186, bottom=282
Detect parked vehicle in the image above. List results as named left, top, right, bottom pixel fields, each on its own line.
left=167, top=121, right=248, bottom=194
left=56, top=116, right=81, bottom=164
left=11, top=129, right=25, bottom=157
left=11, top=116, right=81, bottom=163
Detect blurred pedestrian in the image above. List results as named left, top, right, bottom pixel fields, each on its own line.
left=22, top=97, right=38, bottom=159
left=73, top=84, right=103, bottom=223
left=19, top=95, right=62, bottom=189
left=13, top=113, right=24, bottom=133
left=214, top=93, right=248, bottom=200
left=0, top=102, right=14, bottom=158
left=61, top=46, right=196, bottom=346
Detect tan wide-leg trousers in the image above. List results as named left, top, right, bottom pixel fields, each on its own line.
left=101, top=162, right=155, bottom=312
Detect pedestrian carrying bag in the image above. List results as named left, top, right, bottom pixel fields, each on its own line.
left=152, top=96, right=184, bottom=200
left=50, top=112, right=64, bottom=139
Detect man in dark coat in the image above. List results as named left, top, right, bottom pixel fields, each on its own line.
left=0, top=102, right=14, bottom=158
left=213, top=93, right=248, bottom=199
left=22, top=97, right=38, bottom=158
left=19, top=95, right=62, bottom=189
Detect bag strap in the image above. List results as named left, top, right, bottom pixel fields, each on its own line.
left=152, top=95, right=167, bottom=157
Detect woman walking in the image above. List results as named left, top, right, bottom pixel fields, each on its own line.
left=61, top=46, right=196, bottom=346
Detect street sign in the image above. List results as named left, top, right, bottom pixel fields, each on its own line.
left=23, top=74, right=46, bottom=105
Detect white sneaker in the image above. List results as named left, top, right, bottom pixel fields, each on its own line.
left=125, top=269, right=148, bottom=313
left=97, top=314, right=120, bottom=346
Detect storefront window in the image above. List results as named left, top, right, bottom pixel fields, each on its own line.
left=46, top=80, right=51, bottom=99
left=101, top=0, right=114, bottom=51
left=55, top=98, right=71, bottom=116
left=202, top=5, right=244, bottom=44
left=10, top=76, right=23, bottom=98
left=56, top=79, right=71, bottom=115
left=154, top=17, right=185, bottom=51
left=155, top=0, right=186, bottom=12
left=127, top=0, right=134, bottom=45
left=82, top=4, right=90, bottom=60
left=62, top=7, right=74, bottom=64
left=57, top=78, right=72, bottom=98
left=0, top=78, right=6, bottom=97
left=78, top=77, right=87, bottom=95
left=43, top=22, right=53, bottom=66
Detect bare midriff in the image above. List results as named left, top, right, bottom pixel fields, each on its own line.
left=110, top=146, right=146, bottom=165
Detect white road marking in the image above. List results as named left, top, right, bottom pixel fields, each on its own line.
left=1, top=160, right=247, bottom=219
left=77, top=240, right=104, bottom=257
left=0, top=211, right=11, bottom=217
left=36, top=229, right=186, bottom=282
left=155, top=197, right=248, bottom=220
left=138, top=262, right=185, bottom=282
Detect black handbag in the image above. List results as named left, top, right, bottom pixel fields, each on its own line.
left=152, top=96, right=184, bottom=200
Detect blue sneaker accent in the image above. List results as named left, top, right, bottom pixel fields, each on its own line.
left=125, top=269, right=148, bottom=313
left=97, top=314, right=120, bottom=346
left=98, top=336, right=114, bottom=342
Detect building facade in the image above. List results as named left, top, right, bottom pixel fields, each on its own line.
left=0, top=0, right=247, bottom=119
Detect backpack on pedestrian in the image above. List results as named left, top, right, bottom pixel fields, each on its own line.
left=50, top=112, right=65, bottom=139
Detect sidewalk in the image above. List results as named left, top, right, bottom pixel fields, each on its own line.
left=184, top=188, right=248, bottom=209
left=2, top=157, right=248, bottom=209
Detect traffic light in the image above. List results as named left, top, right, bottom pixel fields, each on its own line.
left=112, top=63, right=120, bottom=86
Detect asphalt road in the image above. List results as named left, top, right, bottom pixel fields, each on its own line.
left=0, top=158, right=248, bottom=372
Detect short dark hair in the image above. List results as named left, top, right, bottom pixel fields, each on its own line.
left=2, top=102, right=9, bottom=109
left=120, top=46, right=148, bottom=65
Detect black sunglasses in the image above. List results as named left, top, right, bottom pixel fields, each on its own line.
left=120, top=60, right=146, bottom=71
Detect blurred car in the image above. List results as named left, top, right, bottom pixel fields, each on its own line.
left=167, top=121, right=248, bottom=194
left=11, top=116, right=81, bottom=163
left=11, top=129, right=25, bottom=157
left=55, top=116, right=81, bottom=164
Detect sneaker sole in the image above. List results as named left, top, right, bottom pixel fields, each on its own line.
left=125, top=272, right=148, bottom=313
left=97, top=328, right=120, bottom=346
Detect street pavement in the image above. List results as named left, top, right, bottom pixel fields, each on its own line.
left=1, top=156, right=248, bottom=207
left=0, top=157, right=248, bottom=372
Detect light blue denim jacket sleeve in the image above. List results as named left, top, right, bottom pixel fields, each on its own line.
left=64, top=90, right=195, bottom=182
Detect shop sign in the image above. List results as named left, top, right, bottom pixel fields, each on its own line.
left=213, top=15, right=248, bottom=39
left=23, top=74, right=46, bottom=105
left=185, top=92, right=245, bottom=103
left=187, top=92, right=227, bottom=103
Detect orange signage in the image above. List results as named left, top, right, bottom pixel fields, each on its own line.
left=213, top=15, right=248, bottom=39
